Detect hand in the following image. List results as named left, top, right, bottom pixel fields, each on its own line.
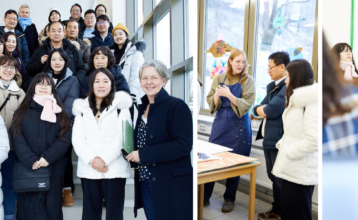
left=91, top=157, right=106, bottom=170
left=41, top=55, right=48, bottom=64
left=37, top=157, right=49, bottom=167
left=125, top=150, right=140, bottom=163
left=32, top=161, right=40, bottom=170
left=257, top=105, right=267, bottom=119
left=99, top=166, right=109, bottom=173
left=216, top=85, right=232, bottom=98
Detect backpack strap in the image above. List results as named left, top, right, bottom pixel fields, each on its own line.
left=0, top=94, right=11, bottom=112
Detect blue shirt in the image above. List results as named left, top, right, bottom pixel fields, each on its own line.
left=83, top=28, right=95, bottom=39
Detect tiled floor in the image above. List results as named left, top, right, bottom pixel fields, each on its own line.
left=203, top=183, right=272, bottom=220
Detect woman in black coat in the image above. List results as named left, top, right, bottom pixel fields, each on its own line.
left=10, top=73, right=71, bottom=220
left=80, top=46, right=130, bottom=98
left=42, top=49, right=79, bottom=205
left=126, top=60, right=193, bottom=220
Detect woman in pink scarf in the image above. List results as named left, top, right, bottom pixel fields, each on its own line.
left=9, top=73, right=71, bottom=220
left=332, top=43, right=358, bottom=87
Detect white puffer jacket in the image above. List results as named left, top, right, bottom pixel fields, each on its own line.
left=119, top=41, right=146, bottom=103
left=272, top=83, right=318, bottom=185
left=0, top=116, right=10, bottom=219
left=72, top=92, right=133, bottom=179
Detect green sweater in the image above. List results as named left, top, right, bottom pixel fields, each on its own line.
left=206, top=73, right=256, bottom=118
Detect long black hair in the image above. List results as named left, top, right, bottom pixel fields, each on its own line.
left=285, top=59, right=314, bottom=107
left=87, top=68, right=116, bottom=116
left=9, top=73, right=70, bottom=139
left=42, top=49, right=70, bottom=85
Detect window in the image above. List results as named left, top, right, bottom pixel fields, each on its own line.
left=202, top=0, right=246, bottom=110
left=252, top=0, right=317, bottom=111
left=185, top=0, right=195, bottom=59
left=155, top=0, right=162, bottom=8
left=137, top=0, right=143, bottom=28
left=200, top=0, right=318, bottom=114
left=155, top=12, right=171, bottom=68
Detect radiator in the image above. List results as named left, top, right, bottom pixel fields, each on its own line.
left=241, top=147, right=272, bottom=189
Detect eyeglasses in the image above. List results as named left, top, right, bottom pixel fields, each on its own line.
left=97, top=21, right=108, bottom=26
left=266, top=65, right=280, bottom=71
left=5, top=17, right=17, bottom=22
left=35, top=82, right=52, bottom=87
left=342, top=50, right=353, bottom=54
left=71, top=10, right=81, bottom=13
left=97, top=10, right=105, bottom=13
left=85, top=17, right=95, bottom=20
left=1, top=65, right=16, bottom=71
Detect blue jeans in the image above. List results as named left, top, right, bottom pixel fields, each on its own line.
left=1, top=151, right=17, bottom=220
left=263, top=148, right=283, bottom=215
left=140, top=179, right=156, bottom=220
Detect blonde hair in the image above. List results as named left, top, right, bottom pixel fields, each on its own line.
left=226, top=48, right=249, bottom=84
left=19, top=4, right=30, bottom=11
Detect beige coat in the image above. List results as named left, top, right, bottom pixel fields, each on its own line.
left=0, top=79, right=25, bottom=149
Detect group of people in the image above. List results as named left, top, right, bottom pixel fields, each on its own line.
left=0, top=3, right=193, bottom=220
left=205, top=49, right=318, bottom=220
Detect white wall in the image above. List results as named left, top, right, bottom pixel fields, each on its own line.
left=323, top=0, right=351, bottom=48
left=0, top=0, right=126, bottom=34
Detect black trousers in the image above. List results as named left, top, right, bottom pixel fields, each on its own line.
left=281, top=179, right=314, bottom=220
left=17, top=177, right=63, bottom=220
left=81, top=178, right=126, bottom=220
left=63, top=144, right=75, bottom=192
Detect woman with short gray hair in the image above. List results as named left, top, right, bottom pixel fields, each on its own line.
left=126, top=60, right=193, bottom=220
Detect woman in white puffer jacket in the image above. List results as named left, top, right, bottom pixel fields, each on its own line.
left=272, top=59, right=318, bottom=220
left=72, top=68, right=132, bottom=220
left=0, top=116, right=10, bottom=219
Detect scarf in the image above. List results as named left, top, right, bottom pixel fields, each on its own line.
left=33, top=94, right=62, bottom=123
left=340, top=60, right=358, bottom=81
left=18, top=16, right=32, bottom=32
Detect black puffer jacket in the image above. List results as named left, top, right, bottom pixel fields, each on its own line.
left=12, top=100, right=71, bottom=175
left=26, top=38, right=86, bottom=83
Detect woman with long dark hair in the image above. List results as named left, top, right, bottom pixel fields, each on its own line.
left=0, top=55, right=25, bottom=220
left=80, top=46, right=130, bottom=98
left=332, top=43, right=358, bottom=87
left=271, top=59, right=317, bottom=220
left=72, top=68, right=132, bottom=220
left=10, top=73, right=71, bottom=219
left=203, top=48, right=256, bottom=212
left=1, top=32, right=28, bottom=91
left=42, top=48, right=79, bottom=207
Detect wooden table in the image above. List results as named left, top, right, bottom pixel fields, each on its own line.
left=198, top=161, right=261, bottom=220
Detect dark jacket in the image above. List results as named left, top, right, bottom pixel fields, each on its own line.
left=0, top=26, right=29, bottom=66
left=68, top=38, right=91, bottom=71
left=254, top=80, right=286, bottom=149
left=89, top=30, right=114, bottom=52
left=47, top=68, right=80, bottom=122
left=79, top=66, right=130, bottom=98
left=11, top=51, right=28, bottom=91
left=26, top=37, right=86, bottom=83
left=133, top=88, right=193, bottom=220
left=15, top=23, right=39, bottom=57
left=12, top=100, right=71, bottom=177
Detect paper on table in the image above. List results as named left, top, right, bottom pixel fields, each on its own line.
left=197, top=139, right=233, bottom=155
left=197, top=152, right=221, bottom=162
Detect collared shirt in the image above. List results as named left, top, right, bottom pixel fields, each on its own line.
left=4, top=27, right=15, bottom=33
left=83, top=28, right=95, bottom=39
left=275, top=77, right=286, bottom=86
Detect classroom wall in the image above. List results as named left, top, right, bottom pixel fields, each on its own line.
left=323, top=0, right=351, bottom=47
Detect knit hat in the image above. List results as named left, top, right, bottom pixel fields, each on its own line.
left=112, top=23, right=129, bottom=36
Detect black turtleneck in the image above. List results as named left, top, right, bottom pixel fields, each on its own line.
left=114, top=39, right=129, bottom=68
